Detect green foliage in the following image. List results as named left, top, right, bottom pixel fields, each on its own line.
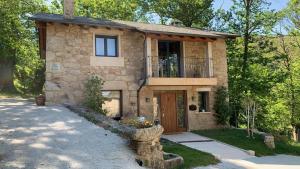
left=226, top=36, right=285, bottom=128
left=213, top=1, right=292, bottom=134
left=0, top=0, right=47, bottom=94
left=194, top=129, right=300, bottom=156
left=285, top=0, right=300, bottom=30
left=213, top=86, right=230, bottom=125
left=139, top=0, right=213, bottom=27
left=75, top=0, right=139, bottom=20
left=84, top=75, right=107, bottom=114
left=161, top=139, right=219, bottom=168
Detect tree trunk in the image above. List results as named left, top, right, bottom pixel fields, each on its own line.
left=0, top=60, right=14, bottom=90
left=242, top=0, right=251, bottom=86
left=280, top=36, right=297, bottom=141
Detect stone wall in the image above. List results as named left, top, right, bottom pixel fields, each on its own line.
left=45, top=23, right=144, bottom=116
left=45, top=22, right=228, bottom=130
left=139, top=39, right=228, bottom=130
left=188, top=39, right=228, bottom=130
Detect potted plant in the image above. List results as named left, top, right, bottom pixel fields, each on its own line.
left=35, top=94, right=45, bottom=106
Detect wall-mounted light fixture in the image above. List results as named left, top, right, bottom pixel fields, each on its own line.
left=191, top=96, right=195, bottom=101
left=145, top=97, right=150, bottom=102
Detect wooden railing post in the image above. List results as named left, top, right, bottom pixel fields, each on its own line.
left=207, top=42, right=213, bottom=77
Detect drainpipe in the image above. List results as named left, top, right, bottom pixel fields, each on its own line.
left=137, top=33, right=148, bottom=117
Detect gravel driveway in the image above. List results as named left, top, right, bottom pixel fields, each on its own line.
left=0, top=98, right=143, bottom=169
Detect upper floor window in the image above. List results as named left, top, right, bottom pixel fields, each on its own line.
left=95, top=35, right=118, bottom=57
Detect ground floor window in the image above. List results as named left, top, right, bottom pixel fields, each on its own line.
left=198, top=92, right=209, bottom=112
left=102, top=90, right=122, bottom=118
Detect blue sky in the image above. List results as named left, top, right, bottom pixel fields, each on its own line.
left=213, top=0, right=289, bottom=11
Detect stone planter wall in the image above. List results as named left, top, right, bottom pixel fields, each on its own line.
left=238, top=128, right=276, bottom=149
left=264, top=135, right=275, bottom=149
left=130, top=125, right=164, bottom=169
left=66, top=105, right=166, bottom=168
left=163, top=153, right=184, bottom=169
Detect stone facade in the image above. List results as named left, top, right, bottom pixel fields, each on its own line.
left=45, top=23, right=144, bottom=116
left=139, top=39, right=228, bottom=131
left=45, top=22, right=228, bottom=131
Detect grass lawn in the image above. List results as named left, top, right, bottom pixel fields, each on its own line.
left=161, top=139, right=219, bottom=169
left=193, top=128, right=300, bottom=157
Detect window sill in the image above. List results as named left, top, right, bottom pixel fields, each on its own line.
left=193, top=111, right=212, bottom=114
left=90, top=56, right=124, bottom=67
left=96, top=55, right=118, bottom=57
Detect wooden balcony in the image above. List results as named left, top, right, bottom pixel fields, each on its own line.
left=144, top=36, right=216, bottom=86
left=146, top=57, right=217, bottom=86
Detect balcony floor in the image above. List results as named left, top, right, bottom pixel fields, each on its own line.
left=146, top=77, right=217, bottom=86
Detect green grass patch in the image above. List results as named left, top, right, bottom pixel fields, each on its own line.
left=193, top=128, right=300, bottom=156
left=161, top=139, right=219, bottom=169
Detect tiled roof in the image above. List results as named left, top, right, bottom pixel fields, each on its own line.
left=30, top=13, right=239, bottom=38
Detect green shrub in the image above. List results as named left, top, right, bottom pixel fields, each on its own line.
left=214, top=86, right=231, bottom=125
left=84, top=75, right=107, bottom=114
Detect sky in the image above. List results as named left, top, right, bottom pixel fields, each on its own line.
left=213, top=0, right=289, bottom=11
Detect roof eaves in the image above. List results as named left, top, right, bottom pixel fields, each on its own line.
left=136, top=29, right=223, bottom=39
left=208, top=31, right=240, bottom=38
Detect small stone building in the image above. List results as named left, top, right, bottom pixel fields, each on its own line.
left=31, top=1, right=238, bottom=133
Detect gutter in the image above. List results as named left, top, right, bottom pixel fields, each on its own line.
left=137, top=79, right=146, bottom=117
left=137, top=33, right=148, bottom=117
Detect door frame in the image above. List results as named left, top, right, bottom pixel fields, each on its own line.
left=157, top=40, right=182, bottom=77
left=159, top=90, right=188, bottom=133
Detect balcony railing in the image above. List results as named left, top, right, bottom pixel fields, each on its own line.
left=151, top=57, right=210, bottom=78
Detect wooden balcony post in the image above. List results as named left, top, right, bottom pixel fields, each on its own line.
left=145, top=36, right=152, bottom=78
left=207, top=42, right=213, bottom=77
left=181, top=41, right=186, bottom=77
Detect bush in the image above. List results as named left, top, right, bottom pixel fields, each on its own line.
left=214, top=86, right=231, bottom=125
left=84, top=75, right=107, bottom=114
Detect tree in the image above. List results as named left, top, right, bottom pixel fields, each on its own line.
left=213, top=0, right=281, bottom=128
left=268, top=0, right=300, bottom=139
left=285, top=0, right=300, bottom=31
left=76, top=0, right=139, bottom=21
left=139, top=0, right=213, bottom=27
left=50, top=0, right=139, bottom=21
left=0, top=0, right=47, bottom=93
left=213, top=86, right=231, bottom=126
left=225, top=0, right=277, bottom=84
left=241, top=94, right=257, bottom=138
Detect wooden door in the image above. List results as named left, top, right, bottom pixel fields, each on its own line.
left=160, top=93, right=177, bottom=133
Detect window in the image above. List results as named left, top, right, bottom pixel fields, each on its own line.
left=198, top=92, right=209, bottom=112
left=95, top=35, right=118, bottom=57
left=102, top=91, right=122, bottom=117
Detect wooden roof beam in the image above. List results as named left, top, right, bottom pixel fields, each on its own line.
left=147, top=33, right=215, bottom=42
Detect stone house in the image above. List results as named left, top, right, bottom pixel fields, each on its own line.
left=31, top=1, right=238, bottom=133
